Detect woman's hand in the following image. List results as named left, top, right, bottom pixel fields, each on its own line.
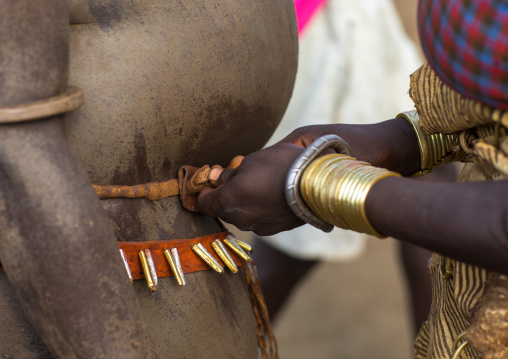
left=198, top=143, right=306, bottom=235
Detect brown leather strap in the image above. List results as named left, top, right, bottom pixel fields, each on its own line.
left=93, top=165, right=213, bottom=203
left=119, top=232, right=244, bottom=280
left=93, top=179, right=180, bottom=201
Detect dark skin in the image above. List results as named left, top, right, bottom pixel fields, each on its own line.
left=198, top=118, right=508, bottom=275
left=0, top=1, right=157, bottom=357
left=0, top=0, right=297, bottom=357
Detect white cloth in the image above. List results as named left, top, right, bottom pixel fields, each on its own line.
left=261, top=0, right=422, bottom=261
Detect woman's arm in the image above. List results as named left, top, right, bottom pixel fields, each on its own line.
left=367, top=177, right=508, bottom=274
left=199, top=116, right=508, bottom=274
left=199, top=117, right=420, bottom=234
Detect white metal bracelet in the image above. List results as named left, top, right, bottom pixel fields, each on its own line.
left=285, top=134, right=351, bottom=232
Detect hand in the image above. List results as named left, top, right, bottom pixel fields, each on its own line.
left=198, top=143, right=306, bottom=236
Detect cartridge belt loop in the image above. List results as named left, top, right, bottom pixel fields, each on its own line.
left=0, top=87, right=84, bottom=124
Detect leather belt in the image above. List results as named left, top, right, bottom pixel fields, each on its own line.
left=0, top=234, right=276, bottom=358
left=119, top=232, right=247, bottom=281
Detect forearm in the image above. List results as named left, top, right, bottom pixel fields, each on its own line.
left=366, top=177, right=508, bottom=274
left=282, top=117, right=421, bottom=176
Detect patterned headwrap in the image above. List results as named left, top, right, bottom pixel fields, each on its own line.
left=418, top=0, right=508, bottom=110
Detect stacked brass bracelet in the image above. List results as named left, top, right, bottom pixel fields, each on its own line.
left=299, top=153, right=400, bottom=238
left=396, top=110, right=465, bottom=176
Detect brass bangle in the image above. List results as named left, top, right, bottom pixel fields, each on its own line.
left=396, top=110, right=465, bottom=176
left=301, top=154, right=400, bottom=238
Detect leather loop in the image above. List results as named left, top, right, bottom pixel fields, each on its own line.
left=0, top=87, right=84, bottom=124
left=178, top=165, right=213, bottom=212
left=94, top=165, right=213, bottom=208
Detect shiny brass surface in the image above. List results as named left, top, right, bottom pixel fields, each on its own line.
left=212, top=240, right=238, bottom=273
left=192, top=244, right=224, bottom=274
left=163, top=249, right=186, bottom=286
left=233, top=238, right=252, bottom=253
left=138, top=250, right=157, bottom=291
left=452, top=331, right=468, bottom=352
left=119, top=249, right=133, bottom=283
left=300, top=154, right=401, bottom=238
left=397, top=110, right=465, bottom=176
left=451, top=341, right=470, bottom=359
left=224, top=237, right=251, bottom=262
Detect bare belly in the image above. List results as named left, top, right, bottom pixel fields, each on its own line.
left=0, top=0, right=296, bottom=357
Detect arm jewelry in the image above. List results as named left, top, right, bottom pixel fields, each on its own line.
left=285, top=111, right=466, bottom=236
left=285, top=135, right=400, bottom=238
left=396, top=110, right=465, bottom=177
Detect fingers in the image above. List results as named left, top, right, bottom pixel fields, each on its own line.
left=197, top=186, right=225, bottom=218
left=208, top=165, right=224, bottom=187
left=208, top=156, right=244, bottom=187
left=226, top=155, right=244, bottom=169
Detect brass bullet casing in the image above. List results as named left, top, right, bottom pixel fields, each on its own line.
left=119, top=249, right=133, bottom=283
left=232, top=237, right=252, bottom=252
left=192, top=243, right=224, bottom=273
left=224, top=236, right=251, bottom=262
left=163, top=248, right=186, bottom=286
left=139, top=249, right=158, bottom=292
left=211, top=239, right=238, bottom=273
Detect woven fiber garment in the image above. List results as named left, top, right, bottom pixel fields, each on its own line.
left=409, top=65, right=508, bottom=359
left=413, top=161, right=508, bottom=359
left=418, top=0, right=508, bottom=110
left=409, top=63, right=508, bottom=135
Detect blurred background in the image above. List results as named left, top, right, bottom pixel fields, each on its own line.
left=272, top=238, right=413, bottom=359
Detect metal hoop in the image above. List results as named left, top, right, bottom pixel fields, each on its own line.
left=285, top=135, right=351, bottom=232
left=452, top=331, right=471, bottom=359
left=452, top=341, right=470, bottom=359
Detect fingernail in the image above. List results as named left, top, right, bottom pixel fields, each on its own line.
left=209, top=167, right=223, bottom=183
left=227, top=156, right=244, bottom=169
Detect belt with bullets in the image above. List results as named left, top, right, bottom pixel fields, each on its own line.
left=0, top=163, right=278, bottom=357
left=119, top=232, right=252, bottom=291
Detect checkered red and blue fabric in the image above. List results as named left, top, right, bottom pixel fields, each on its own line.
left=418, top=0, right=508, bottom=110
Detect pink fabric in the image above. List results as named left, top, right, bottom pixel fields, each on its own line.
left=294, top=0, right=328, bottom=35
